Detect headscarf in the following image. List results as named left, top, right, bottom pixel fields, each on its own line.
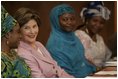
left=1, top=5, right=17, bottom=37
left=46, top=4, right=96, bottom=77
left=80, top=1, right=111, bottom=22
left=49, top=4, right=75, bottom=33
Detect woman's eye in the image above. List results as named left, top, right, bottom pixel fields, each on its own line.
left=24, top=27, right=28, bottom=29
left=33, top=25, right=36, bottom=28
left=24, top=26, right=29, bottom=29
left=71, top=18, right=74, bottom=21
left=63, top=18, right=68, bottom=21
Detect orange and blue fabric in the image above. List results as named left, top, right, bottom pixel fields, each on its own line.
left=1, top=5, right=31, bottom=78
left=1, top=5, right=17, bottom=37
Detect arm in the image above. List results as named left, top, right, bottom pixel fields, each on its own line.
left=105, top=45, right=112, bottom=61
left=75, top=31, right=94, bottom=63
left=99, top=35, right=112, bottom=61
left=18, top=49, right=45, bottom=78
left=48, top=48, right=74, bottom=75
left=60, top=69, right=74, bottom=78
left=38, top=42, right=74, bottom=78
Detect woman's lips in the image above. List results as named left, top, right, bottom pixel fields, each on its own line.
left=28, top=35, right=36, bottom=38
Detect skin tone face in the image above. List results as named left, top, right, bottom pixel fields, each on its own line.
left=20, top=19, right=39, bottom=46
left=86, top=16, right=105, bottom=36
left=8, top=23, right=20, bottom=48
left=59, top=13, right=77, bottom=32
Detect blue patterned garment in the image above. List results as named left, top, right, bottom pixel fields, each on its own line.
left=80, top=1, right=110, bottom=22
left=46, top=4, right=96, bottom=78
left=1, top=5, right=17, bottom=37
left=1, top=5, right=31, bottom=78
left=1, top=50, right=31, bottom=78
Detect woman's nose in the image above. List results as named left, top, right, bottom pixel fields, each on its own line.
left=96, top=22, right=104, bottom=29
left=30, top=29, right=35, bottom=33
left=67, top=19, right=72, bottom=25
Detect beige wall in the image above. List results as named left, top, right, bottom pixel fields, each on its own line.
left=2, top=1, right=116, bottom=46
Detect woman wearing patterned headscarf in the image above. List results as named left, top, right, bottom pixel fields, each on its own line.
left=1, top=5, right=31, bottom=78
left=75, top=1, right=112, bottom=68
left=46, top=4, right=96, bottom=78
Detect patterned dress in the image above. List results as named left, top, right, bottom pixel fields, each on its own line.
left=75, top=30, right=111, bottom=67
left=1, top=50, right=31, bottom=78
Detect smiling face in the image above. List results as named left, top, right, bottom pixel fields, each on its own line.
left=86, top=16, right=105, bottom=35
left=20, top=19, right=39, bottom=44
left=59, top=13, right=77, bottom=32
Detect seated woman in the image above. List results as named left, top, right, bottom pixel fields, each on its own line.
left=1, top=5, right=31, bottom=78
left=75, top=1, right=112, bottom=68
left=46, top=4, right=96, bottom=78
left=14, top=7, right=73, bottom=78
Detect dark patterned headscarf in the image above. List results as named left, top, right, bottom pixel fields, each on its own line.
left=80, top=1, right=111, bottom=22
left=1, top=5, right=17, bottom=37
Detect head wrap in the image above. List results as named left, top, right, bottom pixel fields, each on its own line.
left=1, top=5, right=17, bottom=37
left=46, top=4, right=96, bottom=77
left=80, top=1, right=111, bottom=22
left=49, top=4, right=75, bottom=32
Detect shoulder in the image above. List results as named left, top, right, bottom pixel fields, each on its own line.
left=1, top=53, right=9, bottom=61
left=18, top=46, right=33, bottom=60
left=75, top=29, right=82, bottom=32
left=18, top=46, right=30, bottom=54
left=75, top=30, right=86, bottom=36
left=1, top=53, right=12, bottom=64
left=36, top=41, right=46, bottom=49
left=1, top=52, right=31, bottom=78
left=75, top=29, right=84, bottom=34
left=1, top=53, right=13, bottom=78
left=96, top=34, right=104, bottom=41
left=75, top=30, right=89, bottom=40
left=36, top=41, right=43, bottom=46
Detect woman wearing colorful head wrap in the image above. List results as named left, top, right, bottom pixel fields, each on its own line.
left=1, top=5, right=31, bottom=78
left=75, top=1, right=112, bottom=68
left=46, top=4, right=96, bottom=78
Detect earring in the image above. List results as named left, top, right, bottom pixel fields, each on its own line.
left=6, top=41, right=9, bottom=45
